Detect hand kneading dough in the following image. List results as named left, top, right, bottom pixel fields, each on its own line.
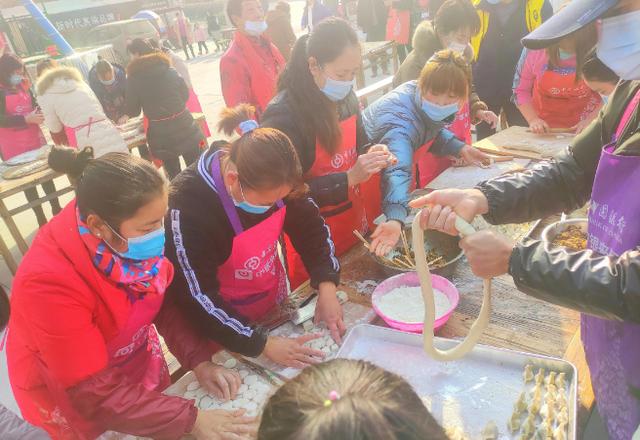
left=412, top=214, right=491, bottom=361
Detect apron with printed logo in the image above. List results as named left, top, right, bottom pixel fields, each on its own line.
left=0, top=86, right=45, bottom=160
left=211, top=151, right=288, bottom=321
left=285, top=115, right=378, bottom=289
left=582, top=88, right=640, bottom=440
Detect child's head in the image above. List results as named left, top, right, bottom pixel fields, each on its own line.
left=217, top=104, right=305, bottom=207
left=581, top=49, right=619, bottom=97
left=418, top=49, right=471, bottom=122
left=258, top=359, right=448, bottom=440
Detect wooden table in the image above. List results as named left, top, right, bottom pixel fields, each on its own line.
left=0, top=114, right=207, bottom=274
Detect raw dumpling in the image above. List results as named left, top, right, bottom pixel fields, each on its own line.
left=555, top=372, right=566, bottom=388
left=223, top=358, right=238, bottom=369
left=507, top=412, right=521, bottom=434
left=445, top=426, right=467, bottom=440
left=186, top=381, right=200, bottom=392
left=557, top=407, right=569, bottom=425
left=540, top=402, right=555, bottom=420
left=535, top=420, right=553, bottom=440
left=546, top=383, right=558, bottom=396
left=481, top=420, right=498, bottom=440
left=535, top=368, right=545, bottom=385
left=554, top=422, right=567, bottom=440
left=545, top=371, right=557, bottom=386
left=528, top=396, right=542, bottom=416
left=523, top=364, right=534, bottom=384
left=521, top=414, right=536, bottom=437
left=514, top=391, right=528, bottom=413
left=531, top=385, right=543, bottom=402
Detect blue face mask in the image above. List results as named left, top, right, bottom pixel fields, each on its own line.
left=600, top=94, right=609, bottom=105
left=421, top=99, right=459, bottom=122
left=558, top=49, right=574, bottom=61
left=232, top=182, right=272, bottom=215
left=321, top=76, right=354, bottom=102
left=106, top=224, right=166, bottom=261
left=9, top=74, right=23, bottom=86
left=597, top=9, right=640, bottom=81
left=244, top=20, right=268, bottom=36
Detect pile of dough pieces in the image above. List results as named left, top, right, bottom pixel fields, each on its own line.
left=303, top=328, right=340, bottom=356
left=182, top=358, right=273, bottom=417
left=508, top=364, right=569, bottom=440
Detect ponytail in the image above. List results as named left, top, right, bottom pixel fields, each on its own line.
left=277, top=18, right=359, bottom=154
left=48, top=146, right=167, bottom=228
left=217, top=105, right=304, bottom=195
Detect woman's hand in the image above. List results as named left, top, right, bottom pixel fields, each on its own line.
left=409, top=189, right=489, bottom=235
left=347, top=148, right=391, bottom=186
left=25, top=111, right=44, bottom=125
left=476, top=109, right=499, bottom=128
left=460, top=230, right=515, bottom=278
left=315, top=282, right=346, bottom=343
left=368, top=143, right=398, bottom=165
left=370, top=220, right=402, bottom=257
left=190, top=409, right=256, bottom=440
left=459, top=145, right=490, bottom=167
left=529, top=117, right=550, bottom=134
left=263, top=334, right=326, bottom=368
left=193, top=361, right=242, bottom=401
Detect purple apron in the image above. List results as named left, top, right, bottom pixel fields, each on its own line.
left=582, top=89, right=640, bottom=440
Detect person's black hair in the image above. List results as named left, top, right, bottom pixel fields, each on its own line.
left=277, top=17, right=358, bottom=154
left=48, top=146, right=167, bottom=229
left=127, top=38, right=155, bottom=56
left=95, top=59, right=113, bottom=77
left=0, top=53, right=24, bottom=88
left=581, top=48, right=619, bottom=84
left=434, top=0, right=481, bottom=37
left=0, top=286, right=9, bottom=332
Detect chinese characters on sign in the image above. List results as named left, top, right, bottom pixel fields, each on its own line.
left=588, top=200, right=627, bottom=256
left=54, top=12, right=116, bottom=31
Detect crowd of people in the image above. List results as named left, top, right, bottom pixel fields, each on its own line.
left=0, top=0, right=639, bottom=438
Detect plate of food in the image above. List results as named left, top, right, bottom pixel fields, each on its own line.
left=542, top=219, right=588, bottom=251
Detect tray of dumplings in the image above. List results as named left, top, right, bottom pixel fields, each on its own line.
left=336, top=325, right=577, bottom=440
left=165, top=351, right=276, bottom=418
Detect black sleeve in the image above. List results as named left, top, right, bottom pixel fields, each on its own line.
left=0, top=91, right=27, bottom=128
left=262, top=102, right=350, bottom=208
left=541, top=1, right=554, bottom=21
left=176, top=72, right=189, bottom=104
left=283, top=195, right=340, bottom=288
left=165, top=199, right=269, bottom=358
left=477, top=150, right=593, bottom=225
left=509, top=241, right=640, bottom=323
left=124, top=77, right=142, bottom=118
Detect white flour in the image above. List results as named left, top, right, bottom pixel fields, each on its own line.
left=376, top=285, right=450, bottom=323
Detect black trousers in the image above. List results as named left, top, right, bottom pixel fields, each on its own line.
left=197, top=41, right=209, bottom=54
left=181, top=36, right=196, bottom=59
left=162, top=146, right=202, bottom=180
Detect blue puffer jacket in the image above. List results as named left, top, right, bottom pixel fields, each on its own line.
left=362, top=81, right=466, bottom=223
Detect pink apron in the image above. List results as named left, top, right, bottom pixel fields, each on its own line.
left=582, top=88, right=640, bottom=440
left=35, top=289, right=170, bottom=439
left=211, top=151, right=288, bottom=322
left=63, top=117, right=106, bottom=149
left=185, top=88, right=211, bottom=137
left=0, top=86, right=46, bottom=160
left=414, top=102, right=472, bottom=189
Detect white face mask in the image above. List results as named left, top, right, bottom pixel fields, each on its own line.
left=448, top=42, right=468, bottom=54
left=244, top=20, right=268, bottom=36
left=596, top=10, right=640, bottom=81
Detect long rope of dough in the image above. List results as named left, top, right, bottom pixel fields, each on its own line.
left=411, top=213, right=492, bottom=361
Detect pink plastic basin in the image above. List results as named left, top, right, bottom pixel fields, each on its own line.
left=371, top=272, right=459, bottom=333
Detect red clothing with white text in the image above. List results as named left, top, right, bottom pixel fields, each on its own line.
left=7, top=202, right=219, bottom=439
left=219, top=32, right=285, bottom=117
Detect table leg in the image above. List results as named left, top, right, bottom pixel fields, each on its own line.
left=0, top=197, right=29, bottom=254
left=0, top=232, right=18, bottom=275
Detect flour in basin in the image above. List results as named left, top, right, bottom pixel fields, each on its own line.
left=376, top=286, right=450, bottom=323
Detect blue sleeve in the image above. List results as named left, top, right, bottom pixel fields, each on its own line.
left=381, top=127, right=416, bottom=223
left=428, top=128, right=466, bottom=157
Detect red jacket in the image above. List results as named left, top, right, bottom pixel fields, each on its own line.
left=219, top=31, right=285, bottom=117
left=7, top=202, right=219, bottom=439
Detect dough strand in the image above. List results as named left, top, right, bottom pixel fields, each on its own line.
left=411, top=214, right=492, bottom=361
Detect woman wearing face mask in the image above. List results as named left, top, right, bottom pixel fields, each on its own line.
left=164, top=104, right=344, bottom=368
left=6, top=147, right=255, bottom=439
left=411, top=0, right=640, bottom=438
left=262, top=18, right=392, bottom=289
left=88, top=59, right=128, bottom=125
left=220, top=0, right=285, bottom=118
left=581, top=49, right=620, bottom=104
left=362, top=50, right=489, bottom=255
left=513, top=22, right=601, bottom=134
left=0, top=54, right=61, bottom=227
left=125, top=38, right=206, bottom=179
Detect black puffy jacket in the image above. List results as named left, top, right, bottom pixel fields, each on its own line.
left=124, top=52, right=204, bottom=160
left=476, top=80, right=640, bottom=323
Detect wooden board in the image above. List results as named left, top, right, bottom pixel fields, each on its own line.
left=426, top=159, right=530, bottom=191
left=474, top=126, right=574, bottom=160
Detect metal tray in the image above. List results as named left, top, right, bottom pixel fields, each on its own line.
left=336, top=324, right=577, bottom=440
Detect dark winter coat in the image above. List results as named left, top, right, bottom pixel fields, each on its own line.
left=125, top=52, right=204, bottom=161
left=88, top=63, right=127, bottom=123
